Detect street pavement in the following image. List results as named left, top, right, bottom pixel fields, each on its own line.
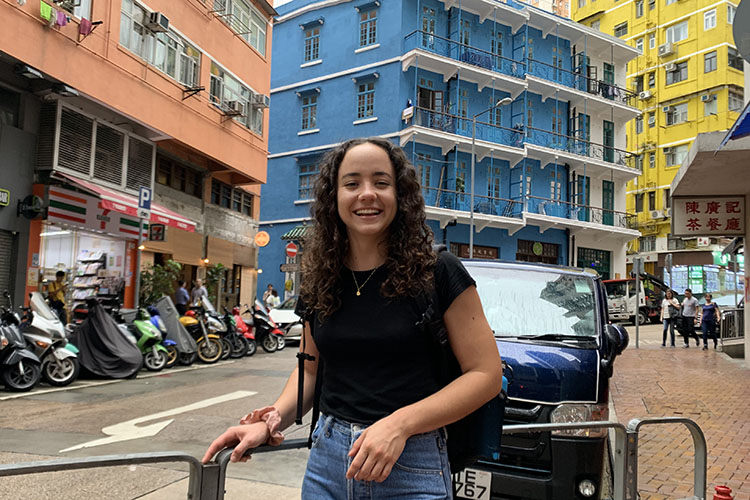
left=611, top=322, right=750, bottom=500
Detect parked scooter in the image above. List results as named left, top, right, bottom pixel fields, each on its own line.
left=116, top=308, right=169, bottom=371
left=248, top=300, right=285, bottom=353
left=0, top=298, right=42, bottom=392
left=232, top=306, right=257, bottom=356
left=154, top=296, right=198, bottom=366
left=179, top=308, right=223, bottom=363
left=147, top=307, right=178, bottom=368
left=221, top=306, right=249, bottom=358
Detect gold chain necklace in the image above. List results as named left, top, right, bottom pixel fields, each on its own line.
left=351, top=267, right=379, bottom=296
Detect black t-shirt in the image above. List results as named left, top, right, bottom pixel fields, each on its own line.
left=296, top=251, right=475, bottom=424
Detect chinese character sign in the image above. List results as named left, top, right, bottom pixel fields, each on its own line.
left=672, top=196, right=745, bottom=237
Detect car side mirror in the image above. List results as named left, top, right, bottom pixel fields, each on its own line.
left=601, top=323, right=629, bottom=378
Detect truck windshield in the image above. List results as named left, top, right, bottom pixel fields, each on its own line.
left=473, top=267, right=597, bottom=339
left=605, top=282, right=627, bottom=298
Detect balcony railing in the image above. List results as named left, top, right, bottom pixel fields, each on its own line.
left=526, top=127, right=634, bottom=168
left=414, top=107, right=525, bottom=148
left=422, top=186, right=524, bottom=218
left=526, top=195, right=638, bottom=230
left=527, top=58, right=637, bottom=107
left=404, top=30, right=526, bottom=80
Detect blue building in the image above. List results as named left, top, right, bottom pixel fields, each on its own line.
left=259, top=0, right=642, bottom=299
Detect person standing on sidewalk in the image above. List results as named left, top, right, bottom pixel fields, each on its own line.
left=661, top=289, right=680, bottom=347
left=681, top=288, right=700, bottom=348
left=175, top=280, right=190, bottom=316
left=700, top=293, right=720, bottom=350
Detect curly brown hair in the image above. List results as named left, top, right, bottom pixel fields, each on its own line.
left=299, top=137, right=436, bottom=320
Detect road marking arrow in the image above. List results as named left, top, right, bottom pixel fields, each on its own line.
left=60, top=390, right=257, bottom=453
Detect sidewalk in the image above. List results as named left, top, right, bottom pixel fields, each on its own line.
left=610, top=322, right=750, bottom=500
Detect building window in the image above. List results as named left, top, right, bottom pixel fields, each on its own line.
left=357, top=81, right=375, bottom=119
left=635, top=193, right=644, bottom=212
left=211, top=179, right=254, bottom=216
left=648, top=112, right=655, bottom=128
left=665, top=21, right=688, bottom=44
left=665, top=102, right=688, bottom=125
left=648, top=191, right=656, bottom=211
left=649, top=0, right=655, bottom=10
left=634, top=75, right=644, bottom=93
left=664, top=188, right=671, bottom=209
left=704, top=9, right=717, bottom=30
left=665, top=144, right=689, bottom=167
left=648, top=72, right=655, bottom=88
left=214, top=0, right=267, bottom=56
left=0, top=88, right=20, bottom=128
left=729, top=90, right=744, bottom=111
left=636, top=115, right=643, bottom=134
left=649, top=32, right=655, bottom=49
left=614, top=22, right=628, bottom=37
left=649, top=151, right=655, bottom=168
left=704, top=95, right=718, bottom=115
left=591, top=20, right=600, bottom=30
left=636, top=0, right=644, bottom=17
left=120, top=0, right=153, bottom=60
left=635, top=154, right=644, bottom=171
left=665, top=0, right=676, bottom=5
left=668, top=237, right=686, bottom=250
left=728, top=4, right=736, bottom=24
left=665, top=61, right=687, bottom=85
left=358, top=8, right=377, bottom=47
left=156, top=156, right=203, bottom=198
left=640, top=236, right=656, bottom=252
left=209, top=61, right=264, bottom=135
left=304, top=27, right=320, bottom=62
left=704, top=51, right=717, bottom=72
left=298, top=163, right=319, bottom=199
left=301, top=95, right=317, bottom=130
left=636, top=37, right=644, bottom=53
left=151, top=32, right=201, bottom=87
left=729, top=47, right=744, bottom=70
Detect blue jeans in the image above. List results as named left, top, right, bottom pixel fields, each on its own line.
left=701, top=319, right=717, bottom=346
left=662, top=319, right=676, bottom=346
left=301, top=413, right=453, bottom=500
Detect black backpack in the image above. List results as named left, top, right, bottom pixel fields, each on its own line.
left=295, top=248, right=506, bottom=473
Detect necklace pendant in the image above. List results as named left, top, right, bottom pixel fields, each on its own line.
left=356, top=290, right=361, bottom=296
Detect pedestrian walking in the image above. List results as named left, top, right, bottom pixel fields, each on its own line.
left=261, top=283, right=274, bottom=306
left=46, top=270, right=68, bottom=325
left=700, top=293, right=720, bottom=350
left=191, top=278, right=208, bottom=305
left=266, top=289, right=280, bottom=309
left=661, top=289, right=680, bottom=347
left=202, top=137, right=502, bottom=499
left=681, top=288, right=701, bottom=348
left=175, top=280, right=190, bottom=315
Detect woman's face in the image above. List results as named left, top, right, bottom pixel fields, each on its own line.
left=666, top=291, right=673, bottom=299
left=336, top=142, right=397, bottom=243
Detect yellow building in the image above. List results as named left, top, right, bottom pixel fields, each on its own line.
left=573, top=0, right=743, bottom=273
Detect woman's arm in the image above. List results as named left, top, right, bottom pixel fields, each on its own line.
left=346, top=285, right=502, bottom=482
left=201, top=322, right=320, bottom=463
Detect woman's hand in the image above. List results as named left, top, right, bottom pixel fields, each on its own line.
left=346, top=416, right=409, bottom=483
left=201, top=422, right=270, bottom=464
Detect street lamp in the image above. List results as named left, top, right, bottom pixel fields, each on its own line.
left=470, top=96, right=513, bottom=259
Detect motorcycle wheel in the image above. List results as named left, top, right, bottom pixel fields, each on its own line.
left=178, top=351, right=198, bottom=366
left=229, top=336, right=249, bottom=358
left=276, top=335, right=286, bottom=351
left=165, top=345, right=179, bottom=368
left=2, top=361, right=41, bottom=392
left=42, top=356, right=80, bottom=387
left=245, top=339, right=257, bottom=357
left=144, top=350, right=168, bottom=371
left=261, top=333, right=278, bottom=353
left=197, top=338, right=223, bottom=364
left=220, top=338, right=232, bottom=360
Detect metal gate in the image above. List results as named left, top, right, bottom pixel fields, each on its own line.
left=0, top=230, right=14, bottom=303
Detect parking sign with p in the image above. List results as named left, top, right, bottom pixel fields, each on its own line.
left=138, top=187, right=152, bottom=219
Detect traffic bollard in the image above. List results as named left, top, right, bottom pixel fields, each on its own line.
left=713, top=485, right=733, bottom=500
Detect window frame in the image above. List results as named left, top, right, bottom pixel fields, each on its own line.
left=304, top=27, right=320, bottom=62
left=358, top=8, right=378, bottom=47
left=211, top=178, right=254, bottom=216
left=298, top=163, right=319, bottom=200
left=636, top=0, right=644, bottom=17
left=704, top=51, right=717, bottom=73
left=665, top=21, right=688, bottom=44
left=614, top=22, right=628, bottom=37
left=636, top=37, right=644, bottom=53
left=729, top=90, right=744, bottom=111
left=728, top=47, right=744, bottom=71
left=665, top=61, right=688, bottom=85
left=635, top=193, right=644, bottom=213
left=356, top=81, right=375, bottom=119
left=301, top=95, right=318, bottom=130
left=704, top=9, right=716, bottom=30
left=649, top=32, right=656, bottom=49
left=728, top=4, right=736, bottom=24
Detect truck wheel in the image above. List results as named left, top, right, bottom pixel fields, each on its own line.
left=637, top=310, right=648, bottom=325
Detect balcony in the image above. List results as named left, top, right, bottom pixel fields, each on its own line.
left=400, top=107, right=526, bottom=162
left=422, top=186, right=526, bottom=235
left=402, top=31, right=527, bottom=97
left=525, top=59, right=640, bottom=122
left=525, top=127, right=640, bottom=182
left=524, top=195, right=640, bottom=239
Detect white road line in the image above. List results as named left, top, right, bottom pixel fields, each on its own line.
left=60, top=390, right=257, bottom=453
left=0, top=360, right=236, bottom=401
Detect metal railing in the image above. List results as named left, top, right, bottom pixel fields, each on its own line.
left=526, top=127, right=635, bottom=168
left=422, top=185, right=523, bottom=218
left=0, top=418, right=707, bottom=500
left=526, top=195, right=639, bottom=230
left=414, top=107, right=524, bottom=148
left=720, top=308, right=744, bottom=342
left=527, top=58, right=638, bottom=107
left=404, top=30, right=526, bottom=80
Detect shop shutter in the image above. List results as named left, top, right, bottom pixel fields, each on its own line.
left=58, top=107, right=94, bottom=175
left=94, top=123, right=125, bottom=187
left=0, top=230, right=14, bottom=301
left=36, top=102, right=57, bottom=171
left=126, top=137, right=153, bottom=191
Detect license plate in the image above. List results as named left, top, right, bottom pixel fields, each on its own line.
left=453, top=468, right=491, bottom=500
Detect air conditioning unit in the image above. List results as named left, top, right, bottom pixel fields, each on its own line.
left=664, top=207, right=671, bottom=217
left=650, top=210, right=665, bottom=219
left=223, top=100, right=245, bottom=116
left=658, top=43, right=675, bottom=57
left=146, top=12, right=170, bottom=33
left=662, top=105, right=673, bottom=113
left=701, top=94, right=715, bottom=102
left=250, top=93, right=270, bottom=108
left=664, top=62, right=677, bottom=71
left=663, top=146, right=673, bottom=154
left=639, top=90, right=653, bottom=100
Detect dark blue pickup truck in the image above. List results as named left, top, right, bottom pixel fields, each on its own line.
left=456, top=260, right=629, bottom=500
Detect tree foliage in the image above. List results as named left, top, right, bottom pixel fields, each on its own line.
left=139, top=259, right=182, bottom=306
left=205, top=263, right=226, bottom=305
